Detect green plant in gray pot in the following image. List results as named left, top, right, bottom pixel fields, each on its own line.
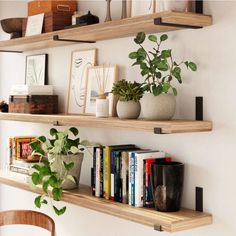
left=29, top=127, right=86, bottom=216
left=129, top=32, right=197, bottom=120
left=112, top=79, right=143, bottom=119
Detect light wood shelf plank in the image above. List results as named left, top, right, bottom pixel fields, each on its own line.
left=0, top=171, right=212, bottom=232
left=0, top=113, right=212, bottom=134
left=0, top=11, right=212, bottom=52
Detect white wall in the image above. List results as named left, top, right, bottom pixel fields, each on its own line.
left=0, top=1, right=236, bottom=236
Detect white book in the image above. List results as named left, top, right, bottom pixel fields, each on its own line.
left=134, top=150, right=165, bottom=207
left=11, top=85, right=53, bottom=95
left=121, top=151, right=129, bottom=204
left=95, top=148, right=101, bottom=197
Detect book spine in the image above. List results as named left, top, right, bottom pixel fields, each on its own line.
left=10, top=165, right=29, bottom=175
left=110, top=151, right=115, bottom=201
left=103, top=146, right=110, bottom=200
left=114, top=151, right=121, bottom=202
left=92, top=147, right=97, bottom=196
left=95, top=148, right=101, bottom=197
left=100, top=147, right=104, bottom=198
left=129, top=152, right=135, bottom=206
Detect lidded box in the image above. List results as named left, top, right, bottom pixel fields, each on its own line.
left=9, top=95, right=58, bottom=114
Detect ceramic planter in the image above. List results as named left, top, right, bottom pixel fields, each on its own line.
left=48, top=153, right=84, bottom=190
left=116, top=100, right=141, bottom=119
left=140, top=93, right=176, bottom=120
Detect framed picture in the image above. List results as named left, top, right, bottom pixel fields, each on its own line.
left=25, top=54, right=48, bottom=85
left=85, top=65, right=118, bottom=116
left=67, top=48, right=97, bottom=114
left=25, top=13, right=44, bottom=36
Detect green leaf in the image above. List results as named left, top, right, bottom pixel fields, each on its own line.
left=188, top=62, right=197, bottom=71
left=50, top=128, right=58, bottom=137
left=66, top=175, right=77, bottom=185
left=140, top=62, right=148, bottom=70
left=141, top=68, right=149, bottom=76
left=172, top=67, right=182, bottom=83
left=39, top=166, right=51, bottom=178
left=43, top=181, right=49, bottom=193
left=172, top=87, right=177, bottom=96
left=53, top=206, right=66, bottom=216
left=49, top=175, right=59, bottom=188
left=129, top=52, right=138, bottom=59
left=34, top=196, right=42, bottom=208
left=41, top=199, right=48, bottom=205
left=156, top=72, right=162, bottom=78
left=184, top=61, right=189, bottom=68
left=148, top=34, right=157, bottom=42
left=153, top=85, right=163, bottom=96
left=162, top=82, right=171, bottom=93
left=160, top=34, right=168, bottom=41
left=63, top=161, right=74, bottom=171
left=161, top=49, right=171, bottom=58
left=31, top=164, right=41, bottom=172
left=32, top=172, right=40, bottom=185
left=134, top=32, right=146, bottom=44
left=52, top=187, right=63, bottom=201
left=37, top=136, right=46, bottom=142
left=157, top=61, right=169, bottom=71
left=69, top=127, right=79, bottom=136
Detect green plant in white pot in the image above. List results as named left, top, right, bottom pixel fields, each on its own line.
left=129, top=32, right=197, bottom=120
left=29, top=127, right=85, bottom=216
left=112, top=79, right=143, bottom=119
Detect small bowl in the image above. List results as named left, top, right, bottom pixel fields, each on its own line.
left=1, top=17, right=26, bottom=39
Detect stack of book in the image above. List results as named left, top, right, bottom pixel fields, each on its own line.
left=91, top=144, right=171, bottom=208
left=8, top=136, right=38, bottom=175
left=10, top=84, right=54, bottom=96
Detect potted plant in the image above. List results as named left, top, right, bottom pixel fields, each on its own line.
left=29, top=127, right=85, bottom=215
left=112, top=79, right=143, bottom=119
left=129, top=32, right=197, bottom=120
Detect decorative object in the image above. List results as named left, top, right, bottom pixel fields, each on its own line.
left=150, top=162, right=184, bottom=212
left=111, top=80, right=143, bottom=119
left=132, top=0, right=155, bottom=17
left=25, top=54, right=48, bottom=85
left=9, top=95, right=58, bottom=114
left=126, top=0, right=132, bottom=17
left=105, top=0, right=112, bottom=22
left=96, top=98, right=109, bottom=117
left=77, top=11, right=99, bottom=26
left=121, top=0, right=127, bottom=19
left=30, top=127, right=86, bottom=215
left=85, top=65, right=118, bottom=116
left=0, top=101, right=8, bottom=112
left=0, top=18, right=26, bottom=39
left=67, top=48, right=97, bottom=114
left=129, top=32, right=197, bottom=120
left=157, top=0, right=192, bottom=12
left=25, top=13, right=44, bottom=36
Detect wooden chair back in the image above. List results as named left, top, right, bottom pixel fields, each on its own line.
left=0, top=210, right=55, bottom=236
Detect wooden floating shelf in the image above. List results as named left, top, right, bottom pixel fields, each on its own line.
left=0, top=11, right=212, bottom=52
left=0, top=113, right=212, bottom=134
left=0, top=171, right=212, bottom=232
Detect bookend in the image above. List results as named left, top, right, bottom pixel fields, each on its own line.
left=53, top=35, right=96, bottom=44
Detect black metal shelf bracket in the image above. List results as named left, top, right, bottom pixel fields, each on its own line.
left=154, top=127, right=163, bottom=134
left=154, top=224, right=163, bottom=232
left=53, top=120, right=62, bottom=126
left=53, top=35, right=96, bottom=44
left=154, top=17, right=202, bottom=29
left=196, top=96, right=203, bottom=121
left=0, top=50, right=23, bottom=53
left=195, top=186, right=203, bottom=212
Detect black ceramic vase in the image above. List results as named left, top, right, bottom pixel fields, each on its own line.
left=150, top=162, right=184, bottom=212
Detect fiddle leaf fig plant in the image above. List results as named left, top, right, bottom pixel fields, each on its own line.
left=129, top=32, right=197, bottom=96
left=111, top=80, right=143, bottom=102
left=29, top=127, right=86, bottom=216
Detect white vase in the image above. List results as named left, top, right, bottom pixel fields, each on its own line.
left=140, top=93, right=176, bottom=120
left=157, top=0, right=190, bottom=12
left=48, top=153, right=84, bottom=190
left=116, top=100, right=141, bottom=119
left=96, top=98, right=109, bottom=118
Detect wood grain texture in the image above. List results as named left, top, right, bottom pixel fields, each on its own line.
left=0, top=112, right=212, bottom=134
left=0, top=11, right=212, bottom=52
left=0, top=171, right=212, bottom=232
left=0, top=209, right=55, bottom=235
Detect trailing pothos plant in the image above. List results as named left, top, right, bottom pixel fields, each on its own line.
left=29, top=127, right=86, bottom=216
left=129, top=32, right=197, bottom=96
left=111, top=80, right=143, bottom=102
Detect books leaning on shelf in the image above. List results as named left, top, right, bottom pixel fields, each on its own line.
left=91, top=144, right=172, bottom=208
